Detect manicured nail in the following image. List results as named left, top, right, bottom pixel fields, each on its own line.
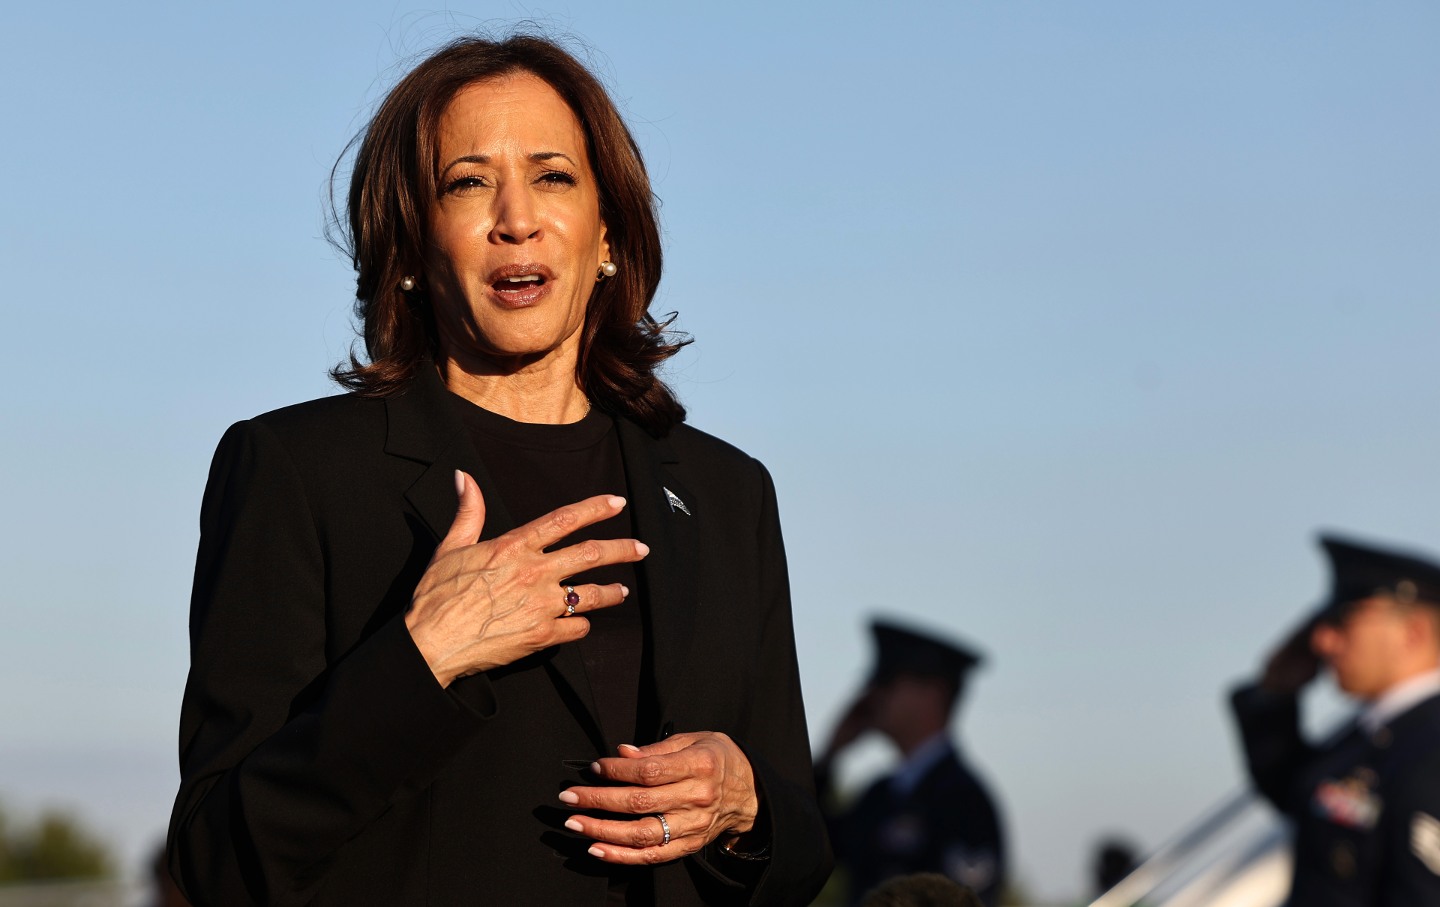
left=590, top=761, right=602, bottom=774
left=608, top=496, right=626, bottom=509
left=558, top=790, right=579, bottom=804
left=635, top=542, right=650, bottom=556
left=588, top=846, right=605, bottom=858
left=618, top=743, right=641, bottom=754
left=620, top=585, right=630, bottom=597
left=565, top=818, right=584, bottom=833
left=454, top=470, right=466, bottom=496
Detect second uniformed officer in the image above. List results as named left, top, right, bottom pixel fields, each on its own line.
left=817, top=620, right=1005, bottom=906
left=1230, top=534, right=1440, bottom=906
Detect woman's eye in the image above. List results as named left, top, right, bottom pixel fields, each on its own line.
left=537, top=170, right=577, bottom=188
left=443, top=176, right=487, bottom=194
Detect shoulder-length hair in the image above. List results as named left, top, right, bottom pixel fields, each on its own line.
left=330, top=34, right=687, bottom=434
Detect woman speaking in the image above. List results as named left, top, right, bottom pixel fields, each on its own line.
left=167, top=34, right=831, bottom=906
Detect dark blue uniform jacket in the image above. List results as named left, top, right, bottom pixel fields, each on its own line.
left=1232, top=684, right=1440, bottom=907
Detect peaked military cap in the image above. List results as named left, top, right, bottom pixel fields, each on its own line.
left=868, top=619, right=984, bottom=686
left=1314, top=533, right=1440, bottom=621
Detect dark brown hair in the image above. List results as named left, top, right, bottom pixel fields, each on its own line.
left=330, top=34, right=687, bottom=433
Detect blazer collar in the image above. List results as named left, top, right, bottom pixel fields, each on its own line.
left=614, top=419, right=703, bottom=728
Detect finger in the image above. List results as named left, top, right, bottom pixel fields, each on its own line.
left=614, top=734, right=701, bottom=760
left=593, top=741, right=714, bottom=787
left=511, top=494, right=629, bottom=553
left=434, top=470, right=486, bottom=559
left=585, top=836, right=698, bottom=865
left=550, top=537, right=649, bottom=577
left=559, top=780, right=699, bottom=816
left=560, top=583, right=629, bottom=617
left=566, top=812, right=701, bottom=851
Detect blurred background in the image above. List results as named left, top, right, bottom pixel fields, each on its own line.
left=1, top=1, right=1437, bottom=903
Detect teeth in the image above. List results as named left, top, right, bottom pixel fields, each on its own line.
left=501, top=275, right=541, bottom=283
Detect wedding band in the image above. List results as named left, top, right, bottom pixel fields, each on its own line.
left=563, top=586, right=579, bottom=617
left=655, top=814, right=671, bottom=846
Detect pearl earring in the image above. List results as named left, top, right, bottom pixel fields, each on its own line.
left=597, top=260, right=618, bottom=280
left=400, top=275, right=417, bottom=291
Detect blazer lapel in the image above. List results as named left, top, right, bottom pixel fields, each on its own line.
left=385, top=369, right=607, bottom=752
left=615, top=420, right=702, bottom=729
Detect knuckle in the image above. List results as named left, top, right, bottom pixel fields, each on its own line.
left=695, top=784, right=717, bottom=807
left=500, top=532, right=530, bottom=558
left=642, top=848, right=666, bottom=865
left=639, top=760, right=666, bottom=783
left=548, top=509, right=580, bottom=535
left=631, top=825, right=656, bottom=848
left=629, top=790, right=658, bottom=813
left=577, top=540, right=602, bottom=564
left=694, top=751, right=718, bottom=776
left=522, top=620, right=551, bottom=647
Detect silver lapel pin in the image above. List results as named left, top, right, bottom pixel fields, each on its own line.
left=663, top=487, right=691, bottom=515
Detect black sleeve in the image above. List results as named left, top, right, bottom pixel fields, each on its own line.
left=690, top=460, right=834, bottom=905
left=1228, top=681, right=1316, bottom=814
left=167, top=420, right=496, bottom=906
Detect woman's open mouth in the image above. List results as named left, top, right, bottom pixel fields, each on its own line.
left=488, top=263, right=555, bottom=307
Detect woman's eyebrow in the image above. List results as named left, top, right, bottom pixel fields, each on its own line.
left=440, top=151, right=577, bottom=180
left=530, top=151, right=577, bottom=166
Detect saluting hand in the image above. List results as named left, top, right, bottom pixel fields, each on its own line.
left=1260, top=623, right=1321, bottom=694
left=406, top=469, right=648, bottom=687
left=560, top=732, right=761, bottom=865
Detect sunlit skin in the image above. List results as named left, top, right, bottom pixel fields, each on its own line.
left=426, top=73, right=610, bottom=424
left=1310, top=596, right=1440, bottom=699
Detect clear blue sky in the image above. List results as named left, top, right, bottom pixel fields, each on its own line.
left=2, top=1, right=1437, bottom=900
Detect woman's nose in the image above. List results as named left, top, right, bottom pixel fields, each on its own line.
left=490, top=184, right=542, bottom=244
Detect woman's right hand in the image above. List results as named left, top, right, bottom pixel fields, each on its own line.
left=406, top=469, right=647, bottom=687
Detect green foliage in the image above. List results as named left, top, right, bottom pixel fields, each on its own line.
left=0, top=801, right=112, bottom=882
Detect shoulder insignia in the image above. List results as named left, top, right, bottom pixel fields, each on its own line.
left=1413, top=811, right=1440, bottom=875
left=944, top=844, right=997, bottom=890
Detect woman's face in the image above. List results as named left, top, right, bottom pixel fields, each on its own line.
left=424, top=73, right=610, bottom=371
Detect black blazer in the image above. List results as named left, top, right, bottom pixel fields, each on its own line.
left=168, top=369, right=832, bottom=906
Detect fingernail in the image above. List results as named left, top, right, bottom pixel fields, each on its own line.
left=635, top=542, right=650, bottom=556
left=454, top=470, right=465, bottom=496
left=564, top=818, right=584, bottom=833
left=620, top=585, right=630, bottom=597
left=590, top=761, right=602, bottom=774
left=588, top=846, right=605, bottom=858
left=618, top=743, right=640, bottom=754
left=558, top=790, right=579, bottom=804
left=609, top=495, right=626, bottom=509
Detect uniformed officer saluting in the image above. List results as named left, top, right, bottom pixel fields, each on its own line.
left=1231, top=534, right=1440, bottom=906
left=817, top=620, right=1005, bottom=906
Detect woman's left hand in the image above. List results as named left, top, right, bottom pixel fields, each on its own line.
left=560, top=732, right=760, bottom=864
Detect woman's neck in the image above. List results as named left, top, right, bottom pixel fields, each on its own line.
left=440, top=356, right=589, bottom=424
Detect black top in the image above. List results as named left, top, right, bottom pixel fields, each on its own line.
left=451, top=397, right=655, bottom=906
left=450, top=394, right=650, bottom=752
